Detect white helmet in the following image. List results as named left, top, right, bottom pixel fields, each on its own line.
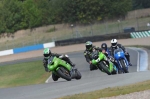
left=111, top=39, right=117, bottom=47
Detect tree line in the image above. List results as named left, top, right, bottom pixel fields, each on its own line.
left=0, top=0, right=149, bottom=34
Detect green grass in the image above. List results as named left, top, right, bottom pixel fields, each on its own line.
left=60, top=80, right=150, bottom=99
left=0, top=60, right=50, bottom=88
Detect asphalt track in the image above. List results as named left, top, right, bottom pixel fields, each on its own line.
left=0, top=48, right=150, bottom=99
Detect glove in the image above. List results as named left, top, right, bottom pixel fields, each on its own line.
left=109, top=56, right=115, bottom=62
left=89, top=61, right=92, bottom=64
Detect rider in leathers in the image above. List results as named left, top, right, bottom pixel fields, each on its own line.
left=84, top=41, right=101, bottom=70
left=43, top=48, right=75, bottom=81
left=43, top=48, right=75, bottom=72
left=101, top=43, right=119, bottom=69
left=109, top=39, right=132, bottom=66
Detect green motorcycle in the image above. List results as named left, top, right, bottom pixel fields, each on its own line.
left=91, top=51, right=117, bottom=75
left=47, top=56, right=81, bottom=81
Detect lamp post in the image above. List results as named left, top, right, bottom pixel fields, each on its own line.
left=89, top=22, right=93, bottom=36
left=71, top=24, right=74, bottom=38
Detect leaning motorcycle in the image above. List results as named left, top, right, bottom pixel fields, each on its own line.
left=47, top=55, right=81, bottom=81
left=114, top=48, right=129, bottom=73
left=91, top=51, right=117, bottom=75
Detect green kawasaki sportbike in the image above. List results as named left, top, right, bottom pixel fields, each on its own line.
left=91, top=51, right=117, bottom=75
left=47, top=55, right=81, bottom=81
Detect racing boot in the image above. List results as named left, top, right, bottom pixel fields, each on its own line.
left=128, top=62, right=132, bottom=66
left=70, top=67, right=76, bottom=79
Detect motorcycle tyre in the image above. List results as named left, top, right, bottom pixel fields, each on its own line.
left=99, top=61, right=111, bottom=75
left=52, top=73, right=59, bottom=81
left=57, top=67, right=71, bottom=81
left=120, top=59, right=129, bottom=73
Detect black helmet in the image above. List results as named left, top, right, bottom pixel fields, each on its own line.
left=85, top=41, right=93, bottom=50
left=101, top=43, right=107, bottom=51
left=43, top=48, right=51, bottom=59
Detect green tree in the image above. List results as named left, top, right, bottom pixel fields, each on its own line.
left=0, top=0, right=24, bottom=33
left=132, top=0, right=150, bottom=10
left=22, top=0, right=42, bottom=28
left=0, top=0, right=133, bottom=33
left=108, top=0, right=132, bottom=18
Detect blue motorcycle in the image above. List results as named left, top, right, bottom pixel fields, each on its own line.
left=114, top=48, right=129, bottom=73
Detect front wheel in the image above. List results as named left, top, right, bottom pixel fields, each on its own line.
left=120, top=59, right=129, bottom=73
left=90, top=64, right=98, bottom=71
left=99, top=61, right=111, bottom=75
left=57, top=67, right=71, bottom=81
left=52, top=73, right=60, bottom=81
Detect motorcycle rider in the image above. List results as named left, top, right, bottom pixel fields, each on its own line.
left=101, top=43, right=110, bottom=57
left=43, top=48, right=75, bottom=72
left=109, top=39, right=132, bottom=66
left=84, top=41, right=102, bottom=70
left=101, top=43, right=119, bottom=70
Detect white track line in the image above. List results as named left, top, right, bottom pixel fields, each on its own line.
left=45, top=75, right=52, bottom=83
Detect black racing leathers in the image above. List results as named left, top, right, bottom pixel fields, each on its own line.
left=84, top=46, right=101, bottom=63
left=84, top=46, right=101, bottom=70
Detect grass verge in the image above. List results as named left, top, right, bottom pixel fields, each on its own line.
left=0, top=60, right=50, bottom=88
left=60, top=80, right=150, bottom=99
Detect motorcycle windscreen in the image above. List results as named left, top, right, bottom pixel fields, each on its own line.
left=48, top=56, right=54, bottom=64
left=114, top=48, right=125, bottom=60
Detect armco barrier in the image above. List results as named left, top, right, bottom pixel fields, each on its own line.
left=13, top=42, right=56, bottom=54
left=130, top=30, right=150, bottom=38
left=13, top=44, right=44, bottom=54
left=55, top=33, right=131, bottom=46
left=0, top=49, right=13, bottom=56
left=0, top=42, right=55, bottom=56
left=43, top=42, right=55, bottom=48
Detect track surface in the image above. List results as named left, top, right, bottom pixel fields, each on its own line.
left=0, top=48, right=150, bottom=99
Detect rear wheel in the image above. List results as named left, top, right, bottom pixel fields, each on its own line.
left=75, top=70, right=81, bottom=80
left=99, top=61, right=111, bottom=75
left=57, top=67, right=71, bottom=81
left=120, top=59, right=129, bottom=73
